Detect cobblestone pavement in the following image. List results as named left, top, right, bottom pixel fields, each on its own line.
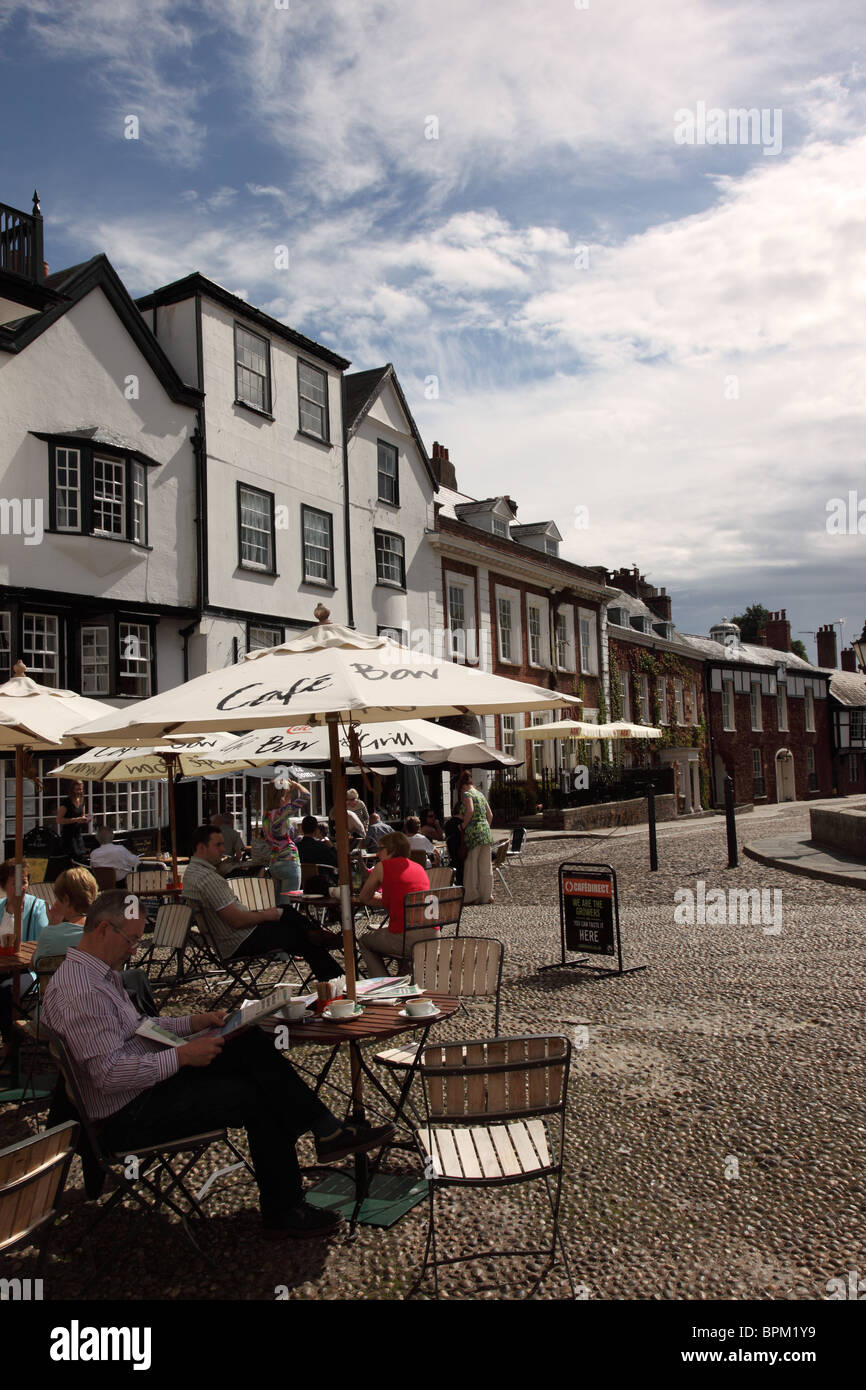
left=2, top=802, right=864, bottom=1301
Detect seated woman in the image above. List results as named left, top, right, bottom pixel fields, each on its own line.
left=35, top=866, right=157, bottom=1015
left=0, top=858, right=49, bottom=1067
left=421, top=807, right=444, bottom=842
left=356, top=832, right=434, bottom=976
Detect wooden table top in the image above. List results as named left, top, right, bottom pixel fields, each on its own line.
left=263, top=991, right=459, bottom=1045
left=0, top=940, right=37, bottom=974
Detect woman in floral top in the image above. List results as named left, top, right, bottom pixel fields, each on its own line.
left=263, top=783, right=301, bottom=903
left=457, top=770, right=494, bottom=904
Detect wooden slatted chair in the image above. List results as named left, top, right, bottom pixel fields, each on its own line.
left=427, top=866, right=455, bottom=890
left=491, top=841, right=513, bottom=901
left=14, top=953, right=66, bottom=1106
left=27, top=883, right=56, bottom=909
left=409, top=850, right=429, bottom=868
left=127, top=869, right=170, bottom=895
left=43, top=1027, right=254, bottom=1252
left=182, top=896, right=310, bottom=1007
left=369, top=886, right=466, bottom=975
left=0, top=1121, right=79, bottom=1269
left=134, top=903, right=203, bottom=998
left=231, top=875, right=276, bottom=911
left=374, top=937, right=505, bottom=1076
left=413, top=1034, right=574, bottom=1297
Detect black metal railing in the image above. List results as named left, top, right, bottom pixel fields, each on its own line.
left=0, top=193, right=44, bottom=283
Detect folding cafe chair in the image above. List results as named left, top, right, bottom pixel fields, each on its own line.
left=182, top=892, right=313, bottom=1008
left=43, top=1027, right=254, bottom=1254
left=0, top=1121, right=79, bottom=1271
left=491, top=841, right=513, bottom=902
left=412, top=1034, right=575, bottom=1297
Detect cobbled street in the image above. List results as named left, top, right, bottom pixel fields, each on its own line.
left=2, top=801, right=863, bottom=1301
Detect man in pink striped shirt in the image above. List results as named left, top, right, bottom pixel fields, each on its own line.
left=43, top=890, right=393, bottom=1239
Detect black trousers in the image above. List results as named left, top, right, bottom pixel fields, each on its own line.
left=236, top=907, right=342, bottom=981
left=101, top=1028, right=336, bottom=1224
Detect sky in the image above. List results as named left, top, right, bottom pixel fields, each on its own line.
left=1, top=0, right=864, bottom=661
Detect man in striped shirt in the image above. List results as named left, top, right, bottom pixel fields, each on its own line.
left=42, top=890, right=393, bottom=1239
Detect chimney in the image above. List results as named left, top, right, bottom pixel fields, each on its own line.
left=841, top=646, right=857, bottom=672
left=816, top=624, right=838, bottom=669
left=763, top=608, right=791, bottom=652
left=647, top=584, right=672, bottom=623
left=755, top=628, right=768, bottom=647
left=430, top=441, right=457, bottom=491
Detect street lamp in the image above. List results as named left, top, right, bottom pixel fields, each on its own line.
left=852, top=619, right=866, bottom=674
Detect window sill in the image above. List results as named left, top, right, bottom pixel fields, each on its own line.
left=301, top=578, right=335, bottom=591
left=48, top=529, right=152, bottom=552
left=238, top=564, right=279, bottom=578
left=297, top=428, right=332, bottom=448
left=375, top=580, right=406, bottom=592
left=376, top=497, right=400, bottom=510
left=234, top=399, right=274, bottom=421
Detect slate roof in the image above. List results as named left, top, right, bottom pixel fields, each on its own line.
left=828, top=670, right=866, bottom=707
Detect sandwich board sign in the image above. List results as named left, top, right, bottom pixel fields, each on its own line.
left=541, top=862, right=645, bottom=977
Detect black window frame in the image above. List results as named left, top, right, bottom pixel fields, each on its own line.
left=297, top=359, right=331, bottom=443
left=236, top=482, right=277, bottom=575
left=300, top=504, right=335, bottom=587
left=376, top=439, right=399, bottom=507
left=246, top=621, right=286, bottom=652
left=116, top=619, right=156, bottom=700
left=48, top=444, right=150, bottom=548
left=234, top=321, right=273, bottom=416
left=374, top=528, right=406, bottom=590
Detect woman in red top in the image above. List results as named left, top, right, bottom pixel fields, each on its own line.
left=357, top=831, right=434, bottom=976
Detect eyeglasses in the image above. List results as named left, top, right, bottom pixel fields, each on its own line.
left=110, top=922, right=142, bottom=953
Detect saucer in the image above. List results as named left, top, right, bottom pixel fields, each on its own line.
left=322, top=1003, right=366, bottom=1021
left=398, top=1006, right=441, bottom=1022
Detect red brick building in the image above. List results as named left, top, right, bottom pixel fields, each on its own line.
left=679, top=612, right=832, bottom=805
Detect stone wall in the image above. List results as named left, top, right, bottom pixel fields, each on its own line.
left=810, top=805, right=866, bottom=858
left=542, top=794, right=677, bottom=831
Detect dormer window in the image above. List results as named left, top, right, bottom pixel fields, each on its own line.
left=492, top=516, right=508, bottom=538
left=544, top=537, right=558, bottom=556
left=607, top=607, right=626, bottom=627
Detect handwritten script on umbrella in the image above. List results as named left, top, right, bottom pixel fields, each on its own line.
left=216, top=664, right=440, bottom=712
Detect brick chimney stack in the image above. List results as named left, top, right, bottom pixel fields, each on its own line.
left=763, top=609, right=791, bottom=652
left=430, top=440, right=457, bottom=490
left=841, top=647, right=857, bottom=672
left=648, top=584, right=672, bottom=623
left=816, top=624, right=838, bottom=669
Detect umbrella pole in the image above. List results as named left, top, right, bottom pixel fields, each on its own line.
left=166, top=753, right=180, bottom=886
left=13, top=746, right=24, bottom=952
left=327, top=715, right=356, bottom=1003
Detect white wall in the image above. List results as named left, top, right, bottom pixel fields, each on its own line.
left=150, top=298, right=200, bottom=388
left=199, top=299, right=349, bottom=624
left=348, top=377, right=437, bottom=640
left=0, top=286, right=197, bottom=607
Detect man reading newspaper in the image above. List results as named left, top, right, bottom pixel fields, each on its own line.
left=43, top=890, right=393, bottom=1239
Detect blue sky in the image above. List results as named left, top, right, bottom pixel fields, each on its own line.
left=2, top=0, right=864, bottom=659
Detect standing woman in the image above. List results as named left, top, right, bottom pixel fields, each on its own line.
left=263, top=781, right=302, bottom=904
left=56, top=779, right=91, bottom=863
left=458, top=770, right=494, bottom=905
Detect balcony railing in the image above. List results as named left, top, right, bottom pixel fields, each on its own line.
left=0, top=193, right=44, bottom=283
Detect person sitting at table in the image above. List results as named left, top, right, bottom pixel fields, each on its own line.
left=182, top=824, right=343, bottom=982
left=356, top=832, right=434, bottom=976
left=403, top=815, right=441, bottom=867
left=364, top=812, right=393, bottom=852
left=42, top=889, right=395, bottom=1239
left=0, top=858, right=49, bottom=1069
left=296, top=815, right=338, bottom=884
left=89, top=825, right=140, bottom=886
left=421, top=807, right=444, bottom=842
left=346, top=788, right=369, bottom=833
left=210, top=812, right=247, bottom=874
left=34, top=866, right=157, bottom=1015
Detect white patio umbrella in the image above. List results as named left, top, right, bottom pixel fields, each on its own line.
left=515, top=718, right=662, bottom=741
left=46, top=734, right=264, bottom=884
left=420, top=742, right=520, bottom=767
left=0, top=663, right=115, bottom=949
left=71, top=612, right=572, bottom=1001
left=222, top=716, right=483, bottom=764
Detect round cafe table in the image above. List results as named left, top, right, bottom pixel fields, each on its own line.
left=261, top=991, right=460, bottom=1227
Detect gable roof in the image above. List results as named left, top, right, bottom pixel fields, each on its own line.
left=829, top=669, right=866, bottom=707
left=0, top=254, right=202, bottom=408
left=343, top=362, right=437, bottom=489
left=455, top=496, right=518, bottom=518
left=137, top=272, right=350, bottom=372
left=510, top=520, right=562, bottom=541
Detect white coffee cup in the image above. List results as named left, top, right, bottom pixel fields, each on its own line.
left=283, top=999, right=309, bottom=1020
left=406, top=998, right=436, bottom=1017
left=329, top=999, right=356, bottom=1019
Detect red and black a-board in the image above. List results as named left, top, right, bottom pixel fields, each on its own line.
left=540, top=862, right=646, bottom=977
